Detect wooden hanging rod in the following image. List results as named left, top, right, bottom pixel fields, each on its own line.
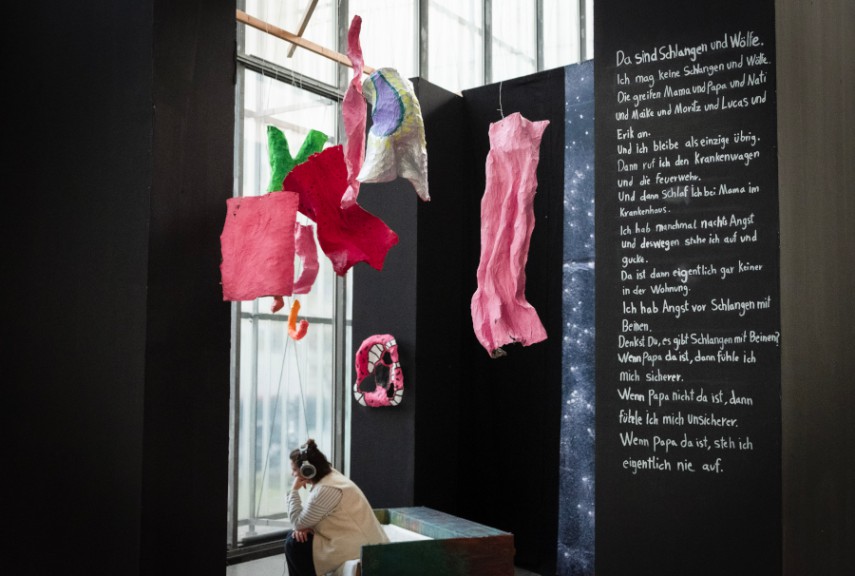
left=236, top=9, right=375, bottom=75
left=287, top=0, right=319, bottom=58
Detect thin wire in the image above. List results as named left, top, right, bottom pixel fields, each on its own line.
left=498, top=81, right=505, bottom=118
left=252, top=296, right=313, bottom=518
left=254, top=317, right=291, bottom=518
left=262, top=15, right=274, bottom=115
left=249, top=8, right=280, bottom=520
left=294, top=315, right=310, bottom=441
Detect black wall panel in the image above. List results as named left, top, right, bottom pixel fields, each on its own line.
left=352, top=70, right=566, bottom=575
left=350, top=79, right=472, bottom=512
left=6, top=2, right=235, bottom=574
left=459, top=69, right=566, bottom=575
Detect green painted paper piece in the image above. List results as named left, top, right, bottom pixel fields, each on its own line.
left=266, top=126, right=329, bottom=192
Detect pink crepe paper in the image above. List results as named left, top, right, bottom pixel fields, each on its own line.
left=340, top=15, right=367, bottom=209
left=220, top=192, right=299, bottom=301
left=471, top=112, right=550, bottom=357
left=293, top=223, right=319, bottom=294
left=284, top=145, right=399, bottom=276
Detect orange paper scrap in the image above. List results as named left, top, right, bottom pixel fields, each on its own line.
left=288, top=299, right=309, bottom=340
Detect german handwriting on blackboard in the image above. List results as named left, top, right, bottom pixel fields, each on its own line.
left=608, top=30, right=775, bottom=475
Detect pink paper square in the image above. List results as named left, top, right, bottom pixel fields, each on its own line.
left=220, top=192, right=299, bottom=301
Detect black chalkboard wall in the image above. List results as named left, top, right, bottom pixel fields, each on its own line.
left=594, top=1, right=782, bottom=575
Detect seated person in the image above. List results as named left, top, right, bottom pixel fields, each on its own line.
left=285, top=439, right=389, bottom=576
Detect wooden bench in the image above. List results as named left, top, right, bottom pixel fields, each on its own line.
left=357, top=506, right=515, bottom=576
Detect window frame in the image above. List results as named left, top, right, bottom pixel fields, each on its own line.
left=227, top=1, right=350, bottom=556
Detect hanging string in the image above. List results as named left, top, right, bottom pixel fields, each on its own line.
left=254, top=315, right=291, bottom=518
left=253, top=298, right=312, bottom=519
left=498, top=81, right=505, bottom=118
left=295, top=337, right=310, bottom=440
left=262, top=12, right=274, bottom=117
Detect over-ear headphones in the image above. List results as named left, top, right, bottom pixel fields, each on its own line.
left=299, top=445, right=317, bottom=479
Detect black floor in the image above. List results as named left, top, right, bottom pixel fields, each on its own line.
left=226, top=554, right=541, bottom=576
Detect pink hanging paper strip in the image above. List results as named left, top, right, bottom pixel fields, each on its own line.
left=471, top=112, right=550, bottom=357
left=293, top=223, right=319, bottom=294
left=340, top=15, right=367, bottom=209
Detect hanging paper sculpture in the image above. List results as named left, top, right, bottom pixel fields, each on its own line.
left=221, top=124, right=328, bottom=307
left=339, top=15, right=367, bottom=209
left=271, top=223, right=318, bottom=313
left=220, top=191, right=300, bottom=301
left=353, top=334, right=403, bottom=407
left=292, top=223, right=319, bottom=294
left=287, top=299, right=309, bottom=341
left=470, top=112, right=550, bottom=357
left=267, top=126, right=328, bottom=192
left=284, top=145, right=399, bottom=276
left=358, top=68, right=430, bottom=202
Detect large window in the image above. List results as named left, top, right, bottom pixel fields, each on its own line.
left=491, top=0, right=537, bottom=83
left=228, top=0, right=589, bottom=559
left=349, top=0, right=419, bottom=77
left=427, top=0, right=485, bottom=92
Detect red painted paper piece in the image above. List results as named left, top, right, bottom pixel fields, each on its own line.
left=285, top=145, right=398, bottom=276
left=220, top=192, right=299, bottom=301
left=471, top=112, right=550, bottom=357
left=340, top=15, right=366, bottom=209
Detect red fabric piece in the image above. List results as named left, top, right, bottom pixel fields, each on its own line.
left=471, top=112, right=550, bottom=356
left=293, top=223, right=320, bottom=294
left=220, top=192, right=299, bottom=301
left=340, top=15, right=366, bottom=209
left=285, top=145, right=398, bottom=276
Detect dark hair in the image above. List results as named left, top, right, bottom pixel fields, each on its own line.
left=290, top=438, right=332, bottom=481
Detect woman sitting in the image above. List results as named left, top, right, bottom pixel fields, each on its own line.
left=285, top=439, right=389, bottom=576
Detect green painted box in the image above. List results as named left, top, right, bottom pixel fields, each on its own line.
left=361, top=507, right=515, bottom=576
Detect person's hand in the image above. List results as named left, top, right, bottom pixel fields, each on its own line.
left=292, top=528, right=313, bottom=543
left=291, top=475, right=309, bottom=492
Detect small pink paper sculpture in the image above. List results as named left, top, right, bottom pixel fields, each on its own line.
left=358, top=68, right=430, bottom=202
left=340, top=15, right=367, bottom=209
left=471, top=112, right=550, bottom=357
left=293, top=223, right=319, bottom=294
left=220, top=192, right=299, bottom=301
left=353, top=334, right=403, bottom=407
left=284, top=145, right=399, bottom=276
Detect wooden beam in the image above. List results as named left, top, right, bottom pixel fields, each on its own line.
left=287, top=0, right=319, bottom=58
left=236, top=9, right=374, bottom=75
